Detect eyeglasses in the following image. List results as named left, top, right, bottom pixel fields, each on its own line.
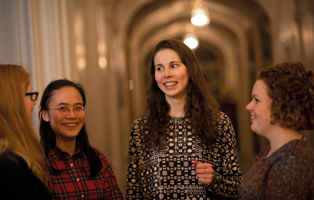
left=48, top=106, right=85, bottom=116
left=25, top=92, right=39, bottom=101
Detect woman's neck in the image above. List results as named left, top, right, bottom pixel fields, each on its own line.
left=56, top=138, right=76, bottom=156
left=166, top=97, right=186, bottom=117
left=266, top=126, right=303, bottom=157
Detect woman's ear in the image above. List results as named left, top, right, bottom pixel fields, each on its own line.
left=41, top=110, right=50, bottom=122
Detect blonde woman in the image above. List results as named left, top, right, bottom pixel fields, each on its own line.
left=0, top=64, right=51, bottom=199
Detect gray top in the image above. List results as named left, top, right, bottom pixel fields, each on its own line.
left=239, top=138, right=314, bottom=200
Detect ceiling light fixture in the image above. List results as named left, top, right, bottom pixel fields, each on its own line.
left=191, top=8, right=209, bottom=26
left=183, top=33, right=199, bottom=49
left=191, top=0, right=209, bottom=26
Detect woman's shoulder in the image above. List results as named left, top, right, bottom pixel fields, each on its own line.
left=91, top=147, right=110, bottom=160
left=290, top=140, right=314, bottom=163
left=0, top=152, right=52, bottom=200
left=130, top=114, right=148, bottom=133
left=91, top=147, right=103, bottom=157
left=132, top=114, right=147, bottom=124
left=270, top=140, right=314, bottom=167
left=91, top=148, right=113, bottom=167
left=214, top=111, right=237, bottom=138
left=0, top=152, right=30, bottom=178
left=0, top=152, right=26, bottom=168
left=218, top=111, right=230, bottom=119
left=216, top=111, right=233, bottom=125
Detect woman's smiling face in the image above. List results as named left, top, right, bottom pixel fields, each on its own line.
left=42, top=86, right=85, bottom=145
left=246, top=79, right=273, bottom=136
left=154, top=48, right=189, bottom=102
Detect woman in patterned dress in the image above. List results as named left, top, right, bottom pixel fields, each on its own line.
left=126, top=39, right=242, bottom=199
left=239, top=61, right=314, bottom=199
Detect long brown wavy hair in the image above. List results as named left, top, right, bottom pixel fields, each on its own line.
left=143, top=39, right=220, bottom=150
left=0, top=64, right=48, bottom=184
left=258, top=61, right=314, bottom=130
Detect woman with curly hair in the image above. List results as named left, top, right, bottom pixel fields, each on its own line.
left=240, top=61, right=314, bottom=199
left=126, top=39, right=242, bottom=199
left=0, top=64, right=51, bottom=199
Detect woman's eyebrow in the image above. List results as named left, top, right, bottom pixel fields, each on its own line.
left=54, top=102, right=83, bottom=107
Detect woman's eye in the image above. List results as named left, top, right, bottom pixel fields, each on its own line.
left=58, top=107, right=67, bottom=111
left=155, top=67, right=163, bottom=71
left=172, top=64, right=178, bottom=68
left=254, top=98, right=259, bottom=103
left=75, top=107, right=83, bottom=111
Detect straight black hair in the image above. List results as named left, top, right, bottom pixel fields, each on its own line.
left=39, top=79, right=101, bottom=177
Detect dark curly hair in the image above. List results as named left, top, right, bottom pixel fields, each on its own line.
left=143, top=39, right=220, bottom=150
left=258, top=61, right=314, bottom=130
left=38, top=79, right=102, bottom=177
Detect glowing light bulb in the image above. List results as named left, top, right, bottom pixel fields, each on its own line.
left=183, top=34, right=199, bottom=49
left=191, top=8, right=209, bottom=26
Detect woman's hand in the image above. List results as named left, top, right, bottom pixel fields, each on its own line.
left=193, top=160, right=214, bottom=184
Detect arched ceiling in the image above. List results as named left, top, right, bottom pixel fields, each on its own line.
left=126, top=0, right=268, bottom=49
left=120, top=0, right=270, bottom=73
left=113, top=0, right=271, bottom=107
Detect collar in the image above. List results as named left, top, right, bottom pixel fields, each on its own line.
left=48, top=143, right=86, bottom=163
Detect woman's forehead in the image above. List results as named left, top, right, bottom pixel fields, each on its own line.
left=49, top=87, right=83, bottom=105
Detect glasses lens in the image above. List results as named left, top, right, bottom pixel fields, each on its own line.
left=74, top=106, right=85, bottom=115
left=31, top=93, right=38, bottom=101
left=26, top=92, right=39, bottom=102
left=61, top=109, right=68, bottom=115
left=59, top=106, right=85, bottom=115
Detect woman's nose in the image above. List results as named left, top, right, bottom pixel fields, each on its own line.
left=246, top=101, right=252, bottom=111
left=164, top=68, right=172, bottom=78
left=65, top=108, right=77, bottom=118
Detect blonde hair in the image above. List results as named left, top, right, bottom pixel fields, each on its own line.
left=0, top=64, right=48, bottom=184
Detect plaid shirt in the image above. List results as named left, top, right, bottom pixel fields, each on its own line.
left=47, top=145, right=124, bottom=199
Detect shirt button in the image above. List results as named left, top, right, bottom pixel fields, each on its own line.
left=70, top=163, right=74, bottom=167
left=76, top=178, right=80, bottom=181
left=81, top=194, right=84, bottom=198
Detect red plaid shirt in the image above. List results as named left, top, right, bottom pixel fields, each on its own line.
left=47, top=146, right=124, bottom=199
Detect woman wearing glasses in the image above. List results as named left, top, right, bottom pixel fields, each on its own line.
left=0, top=64, right=51, bottom=199
left=39, top=79, right=123, bottom=199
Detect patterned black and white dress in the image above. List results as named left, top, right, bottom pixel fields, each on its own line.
left=126, top=112, right=242, bottom=200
